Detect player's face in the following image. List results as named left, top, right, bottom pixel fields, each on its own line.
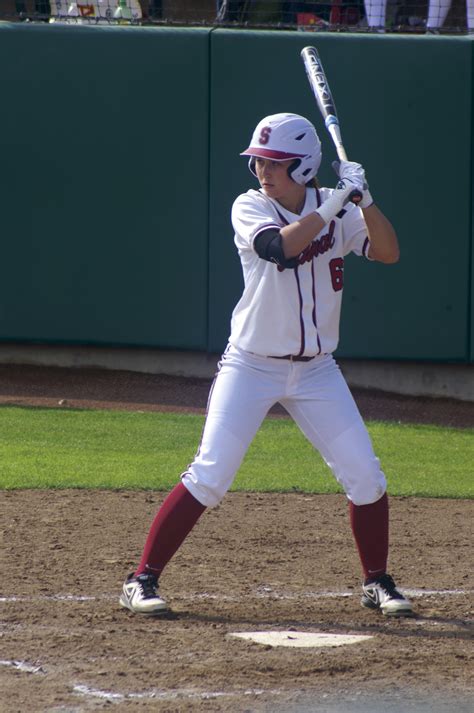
left=255, top=157, right=306, bottom=212
left=255, top=158, right=293, bottom=195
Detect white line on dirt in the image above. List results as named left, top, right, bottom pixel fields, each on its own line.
left=73, top=684, right=275, bottom=702
left=1, top=660, right=278, bottom=704
left=0, top=594, right=109, bottom=602
left=1, top=660, right=276, bottom=702
left=251, top=588, right=474, bottom=600
left=0, top=659, right=46, bottom=674
left=1, top=588, right=472, bottom=604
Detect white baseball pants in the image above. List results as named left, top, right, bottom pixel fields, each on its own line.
left=182, top=345, right=386, bottom=508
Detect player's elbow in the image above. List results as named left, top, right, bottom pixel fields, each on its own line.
left=372, top=239, right=400, bottom=264
left=381, top=247, right=400, bottom=264
left=370, top=246, right=400, bottom=264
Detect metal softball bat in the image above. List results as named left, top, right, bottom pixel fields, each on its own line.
left=300, top=46, right=347, bottom=161
left=300, top=45, right=362, bottom=203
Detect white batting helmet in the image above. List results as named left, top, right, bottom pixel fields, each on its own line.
left=240, top=113, right=322, bottom=185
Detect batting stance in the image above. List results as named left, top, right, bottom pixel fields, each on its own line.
left=120, top=112, right=413, bottom=617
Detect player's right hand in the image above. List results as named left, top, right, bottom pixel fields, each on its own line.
left=316, top=177, right=364, bottom=224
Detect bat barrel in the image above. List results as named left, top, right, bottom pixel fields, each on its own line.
left=301, top=45, right=361, bottom=205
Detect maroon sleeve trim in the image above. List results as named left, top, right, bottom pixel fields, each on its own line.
left=253, top=223, right=282, bottom=239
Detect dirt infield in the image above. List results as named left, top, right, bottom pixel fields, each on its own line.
left=1, top=365, right=473, bottom=712
left=0, top=364, right=473, bottom=427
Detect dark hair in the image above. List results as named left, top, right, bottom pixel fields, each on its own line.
left=306, top=177, right=320, bottom=188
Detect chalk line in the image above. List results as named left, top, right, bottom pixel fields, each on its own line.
left=0, top=659, right=46, bottom=674
left=1, top=588, right=472, bottom=604
left=73, top=683, right=275, bottom=702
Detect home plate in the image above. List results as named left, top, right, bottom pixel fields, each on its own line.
left=229, top=631, right=373, bottom=648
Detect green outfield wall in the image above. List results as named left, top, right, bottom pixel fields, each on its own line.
left=0, top=25, right=472, bottom=363
left=0, top=24, right=210, bottom=350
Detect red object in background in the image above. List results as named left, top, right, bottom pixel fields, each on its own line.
left=77, top=3, right=95, bottom=16
left=329, top=0, right=341, bottom=25
left=329, top=0, right=361, bottom=25
left=296, top=11, right=328, bottom=29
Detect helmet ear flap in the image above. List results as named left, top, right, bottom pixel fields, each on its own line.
left=287, top=159, right=301, bottom=182
left=248, top=157, right=257, bottom=177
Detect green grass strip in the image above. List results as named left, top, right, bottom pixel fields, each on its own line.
left=0, top=406, right=472, bottom=498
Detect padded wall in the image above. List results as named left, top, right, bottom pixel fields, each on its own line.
left=0, top=24, right=210, bottom=348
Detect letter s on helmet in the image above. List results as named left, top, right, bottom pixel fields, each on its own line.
left=240, top=113, right=322, bottom=185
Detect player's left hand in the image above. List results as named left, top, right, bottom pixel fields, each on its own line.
left=332, top=159, right=365, bottom=185
left=332, top=160, right=373, bottom=209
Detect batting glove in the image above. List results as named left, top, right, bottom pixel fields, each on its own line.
left=332, top=159, right=365, bottom=184
left=359, top=186, right=374, bottom=209
left=316, top=177, right=364, bottom=224
left=333, top=160, right=374, bottom=209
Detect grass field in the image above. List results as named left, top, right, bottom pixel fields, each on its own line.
left=0, top=405, right=472, bottom=498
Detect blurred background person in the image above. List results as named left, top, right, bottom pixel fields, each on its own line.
left=362, top=0, right=387, bottom=29
left=426, top=0, right=474, bottom=31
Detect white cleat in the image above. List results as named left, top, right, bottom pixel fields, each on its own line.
left=361, top=574, right=414, bottom=616
left=119, top=572, right=169, bottom=615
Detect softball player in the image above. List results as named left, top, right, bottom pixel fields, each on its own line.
left=120, top=113, right=413, bottom=617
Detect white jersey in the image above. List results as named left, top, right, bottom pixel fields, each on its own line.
left=229, top=186, right=370, bottom=357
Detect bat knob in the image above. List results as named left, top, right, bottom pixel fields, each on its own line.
left=348, top=189, right=363, bottom=205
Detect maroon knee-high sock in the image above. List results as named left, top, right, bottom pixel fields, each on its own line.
left=135, top=482, right=206, bottom=578
left=349, top=492, right=389, bottom=582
